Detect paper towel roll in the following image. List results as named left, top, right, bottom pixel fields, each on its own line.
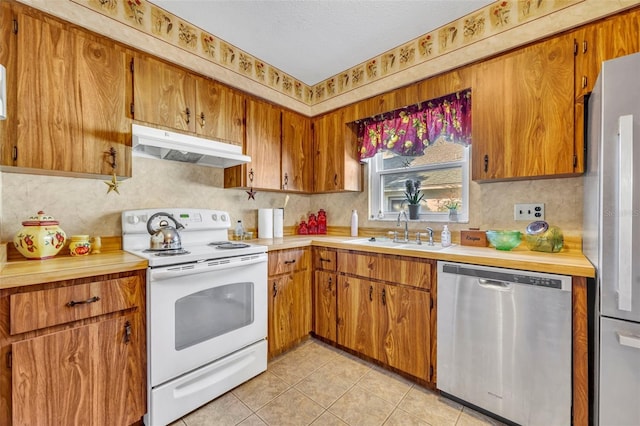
left=273, top=208, right=284, bottom=238
left=258, top=209, right=273, bottom=239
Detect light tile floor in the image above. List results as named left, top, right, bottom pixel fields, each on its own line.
left=169, top=339, right=504, bottom=426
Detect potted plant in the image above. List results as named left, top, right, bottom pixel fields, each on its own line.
left=404, top=179, right=424, bottom=219
left=444, top=200, right=459, bottom=221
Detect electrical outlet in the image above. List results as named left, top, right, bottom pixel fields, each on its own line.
left=514, top=203, right=545, bottom=221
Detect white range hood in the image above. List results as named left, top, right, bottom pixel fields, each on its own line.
left=132, top=123, right=250, bottom=168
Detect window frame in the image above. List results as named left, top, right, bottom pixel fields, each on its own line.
left=368, top=145, right=470, bottom=223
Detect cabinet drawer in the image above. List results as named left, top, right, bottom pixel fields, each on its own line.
left=338, top=251, right=432, bottom=290
left=313, top=248, right=337, bottom=271
left=10, top=276, right=140, bottom=335
left=268, top=248, right=309, bottom=275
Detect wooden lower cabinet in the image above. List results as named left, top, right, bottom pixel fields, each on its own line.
left=336, top=275, right=431, bottom=381
left=313, top=270, right=337, bottom=342
left=0, top=270, right=146, bottom=426
left=12, top=313, right=141, bottom=425
left=268, top=248, right=311, bottom=358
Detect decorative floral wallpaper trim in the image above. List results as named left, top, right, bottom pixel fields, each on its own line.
left=73, top=0, right=582, bottom=106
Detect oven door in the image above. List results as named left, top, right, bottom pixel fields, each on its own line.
left=148, top=253, right=267, bottom=387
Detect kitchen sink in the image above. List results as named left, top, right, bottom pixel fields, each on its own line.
left=347, top=237, right=404, bottom=247
left=346, top=238, right=453, bottom=251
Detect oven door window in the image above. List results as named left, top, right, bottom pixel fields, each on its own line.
left=175, top=282, right=254, bottom=350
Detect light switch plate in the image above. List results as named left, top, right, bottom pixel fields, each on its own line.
left=514, top=203, right=544, bottom=221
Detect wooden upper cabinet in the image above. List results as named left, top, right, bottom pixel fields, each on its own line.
left=225, top=98, right=282, bottom=190
left=13, top=12, right=132, bottom=177
left=472, top=34, right=575, bottom=181
left=281, top=110, right=312, bottom=192
left=312, top=111, right=362, bottom=193
left=573, top=9, right=640, bottom=173
left=76, top=35, right=132, bottom=176
left=133, top=54, right=196, bottom=133
left=245, top=98, right=282, bottom=190
left=194, top=76, right=245, bottom=146
left=574, top=8, right=640, bottom=99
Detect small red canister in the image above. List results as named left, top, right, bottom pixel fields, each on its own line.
left=317, top=209, right=327, bottom=234
left=298, top=221, right=308, bottom=235
left=308, top=214, right=318, bottom=234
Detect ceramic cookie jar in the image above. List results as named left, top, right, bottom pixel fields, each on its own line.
left=13, top=211, right=67, bottom=259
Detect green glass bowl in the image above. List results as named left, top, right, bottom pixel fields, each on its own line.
left=486, top=230, right=522, bottom=250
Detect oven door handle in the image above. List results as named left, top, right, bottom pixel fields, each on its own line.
left=150, top=255, right=267, bottom=281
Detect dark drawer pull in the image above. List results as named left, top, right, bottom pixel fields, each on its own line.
left=284, top=259, right=296, bottom=265
left=66, top=296, right=100, bottom=307
left=320, top=258, right=331, bottom=263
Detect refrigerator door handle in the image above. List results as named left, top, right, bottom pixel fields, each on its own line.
left=617, top=331, right=640, bottom=350
left=617, top=114, right=633, bottom=312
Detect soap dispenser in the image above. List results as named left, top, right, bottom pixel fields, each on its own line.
left=441, top=225, right=452, bottom=247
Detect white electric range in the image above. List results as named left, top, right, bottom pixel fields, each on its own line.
left=122, top=208, right=268, bottom=426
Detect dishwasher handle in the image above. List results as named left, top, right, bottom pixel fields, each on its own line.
left=478, top=278, right=512, bottom=291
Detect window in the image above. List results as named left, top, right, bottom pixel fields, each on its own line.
left=368, top=136, right=469, bottom=222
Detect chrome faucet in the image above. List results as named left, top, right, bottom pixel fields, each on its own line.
left=425, top=227, right=434, bottom=246
left=397, top=211, right=409, bottom=242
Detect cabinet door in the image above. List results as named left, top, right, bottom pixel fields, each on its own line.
left=573, top=10, right=640, bottom=172
left=574, top=9, right=640, bottom=99
left=245, top=98, right=282, bottom=190
left=11, top=13, right=131, bottom=176
left=313, top=111, right=345, bottom=192
left=0, top=2, right=16, bottom=167
left=378, top=284, right=430, bottom=380
left=194, top=77, right=245, bottom=146
left=281, top=110, right=313, bottom=192
left=337, top=276, right=378, bottom=360
left=75, top=35, right=132, bottom=177
left=268, top=270, right=311, bottom=358
left=472, top=35, right=575, bottom=180
left=133, top=54, right=195, bottom=133
left=15, top=13, right=80, bottom=172
left=314, top=270, right=337, bottom=342
left=12, top=313, right=144, bottom=426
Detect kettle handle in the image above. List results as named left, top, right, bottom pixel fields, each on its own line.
left=146, top=212, right=184, bottom=235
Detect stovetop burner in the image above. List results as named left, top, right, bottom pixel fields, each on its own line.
left=143, top=249, right=191, bottom=257
left=208, top=241, right=250, bottom=249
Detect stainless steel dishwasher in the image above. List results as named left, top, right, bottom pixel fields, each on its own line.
left=437, top=261, right=572, bottom=426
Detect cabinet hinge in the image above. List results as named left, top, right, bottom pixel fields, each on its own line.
left=573, top=154, right=577, bottom=168
left=430, top=297, right=433, bottom=310
left=129, top=58, right=134, bottom=73
left=12, top=19, right=17, bottom=34
left=573, top=40, right=578, bottom=56
left=130, top=102, right=135, bottom=118
left=429, top=365, right=433, bottom=380
left=12, top=146, right=17, bottom=162
left=6, top=352, right=11, bottom=369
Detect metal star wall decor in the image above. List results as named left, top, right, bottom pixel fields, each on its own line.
left=105, top=172, right=120, bottom=194
left=246, top=168, right=256, bottom=200
left=104, top=148, right=121, bottom=195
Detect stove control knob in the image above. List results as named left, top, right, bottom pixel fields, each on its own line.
left=211, top=213, right=218, bottom=221
left=221, top=214, right=227, bottom=222
left=127, top=215, right=140, bottom=224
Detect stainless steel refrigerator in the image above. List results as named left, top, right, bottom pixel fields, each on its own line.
left=584, top=52, right=640, bottom=426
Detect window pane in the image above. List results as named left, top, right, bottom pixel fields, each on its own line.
left=382, top=138, right=465, bottom=170
left=382, top=167, right=463, bottom=214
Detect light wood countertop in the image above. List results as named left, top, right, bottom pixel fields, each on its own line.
left=0, top=251, right=148, bottom=289
left=0, top=233, right=594, bottom=290
left=253, top=235, right=596, bottom=278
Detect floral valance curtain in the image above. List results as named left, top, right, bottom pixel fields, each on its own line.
left=357, top=89, right=472, bottom=161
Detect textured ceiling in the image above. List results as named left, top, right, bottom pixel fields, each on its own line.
left=153, top=0, right=494, bottom=85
